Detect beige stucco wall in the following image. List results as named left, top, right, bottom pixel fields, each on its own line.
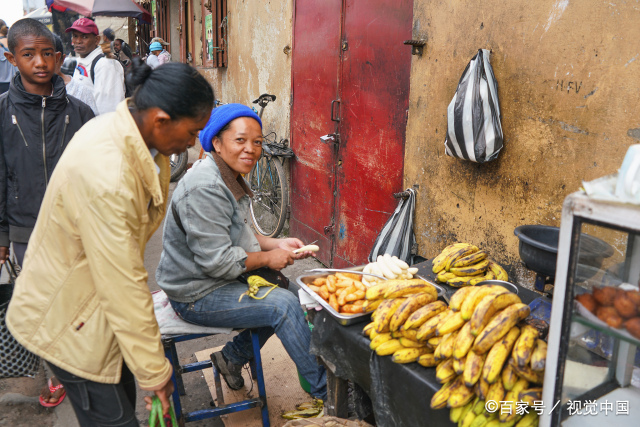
left=194, top=0, right=293, bottom=141
left=404, top=1, right=640, bottom=287
left=94, top=17, right=130, bottom=44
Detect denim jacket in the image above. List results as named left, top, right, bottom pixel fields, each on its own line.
left=156, top=152, right=261, bottom=303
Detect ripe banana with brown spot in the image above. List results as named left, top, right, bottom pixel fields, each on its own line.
left=416, top=309, right=453, bottom=341
left=450, top=286, right=477, bottom=312
left=447, top=378, right=476, bottom=408
left=482, top=326, right=521, bottom=384
left=374, top=298, right=406, bottom=333
left=445, top=245, right=480, bottom=271
left=434, top=332, right=449, bottom=361
left=473, top=303, right=531, bottom=354
left=391, top=330, right=403, bottom=338
left=508, top=356, right=544, bottom=384
left=451, top=259, right=491, bottom=277
left=365, top=281, right=394, bottom=300
left=512, top=325, right=540, bottom=368
left=499, top=378, right=529, bottom=422
left=436, top=357, right=457, bottom=384
left=418, top=352, right=438, bottom=367
left=475, top=376, right=490, bottom=400
left=369, top=332, right=393, bottom=351
left=362, top=322, right=375, bottom=338
left=401, top=328, right=419, bottom=341
left=463, top=350, right=485, bottom=387
left=518, top=388, right=542, bottom=406
left=363, top=298, right=383, bottom=312
left=403, top=300, right=447, bottom=330
left=501, top=363, right=519, bottom=391
left=486, top=378, right=505, bottom=403
left=437, top=270, right=458, bottom=283
left=448, top=276, right=480, bottom=287
left=469, top=292, right=522, bottom=336
left=440, top=330, right=459, bottom=359
left=398, top=337, right=428, bottom=348
left=432, top=243, right=471, bottom=273
left=375, top=338, right=404, bottom=356
left=470, top=271, right=496, bottom=286
left=530, top=339, right=547, bottom=371
left=452, top=250, right=488, bottom=268
left=428, top=335, right=443, bottom=348
left=391, top=346, right=431, bottom=364
left=461, top=286, right=509, bottom=321
left=488, top=261, right=509, bottom=281
left=430, top=377, right=458, bottom=409
left=453, top=320, right=476, bottom=360
left=453, top=355, right=467, bottom=375
left=389, top=294, right=428, bottom=331
left=437, top=311, right=466, bottom=336
left=383, top=279, right=436, bottom=299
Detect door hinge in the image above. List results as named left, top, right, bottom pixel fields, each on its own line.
left=324, top=224, right=334, bottom=235
left=341, top=40, right=348, bottom=51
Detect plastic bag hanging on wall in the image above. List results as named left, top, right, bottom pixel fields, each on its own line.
left=444, top=49, right=504, bottom=163
left=368, top=188, right=417, bottom=265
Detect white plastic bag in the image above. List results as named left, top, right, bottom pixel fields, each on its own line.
left=444, top=49, right=503, bottom=163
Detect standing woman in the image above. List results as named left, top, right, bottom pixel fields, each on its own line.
left=6, top=58, right=214, bottom=426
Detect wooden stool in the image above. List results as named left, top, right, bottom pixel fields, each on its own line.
left=162, top=330, right=269, bottom=426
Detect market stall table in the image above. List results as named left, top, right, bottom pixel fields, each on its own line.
left=307, top=259, right=549, bottom=426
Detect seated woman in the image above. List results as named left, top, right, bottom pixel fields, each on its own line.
left=155, top=104, right=327, bottom=400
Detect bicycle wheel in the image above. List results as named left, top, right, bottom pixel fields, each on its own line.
left=247, top=155, right=289, bottom=237
left=170, top=151, right=188, bottom=182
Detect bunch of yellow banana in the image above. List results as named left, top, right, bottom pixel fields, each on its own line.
left=419, top=284, right=546, bottom=427
left=432, top=243, right=509, bottom=287
left=362, top=279, right=441, bottom=364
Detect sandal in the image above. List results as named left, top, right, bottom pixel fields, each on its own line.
left=39, top=377, right=66, bottom=408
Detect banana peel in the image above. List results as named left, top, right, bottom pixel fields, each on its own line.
left=281, top=399, right=324, bottom=420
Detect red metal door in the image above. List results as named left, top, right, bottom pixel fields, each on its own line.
left=333, top=0, right=413, bottom=267
left=290, top=0, right=342, bottom=265
left=291, top=0, right=413, bottom=267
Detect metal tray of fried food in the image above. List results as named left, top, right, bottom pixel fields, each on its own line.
left=297, top=271, right=373, bottom=326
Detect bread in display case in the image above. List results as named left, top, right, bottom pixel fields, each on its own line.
left=542, top=192, right=640, bottom=427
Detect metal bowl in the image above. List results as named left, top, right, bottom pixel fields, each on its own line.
left=475, top=280, right=519, bottom=294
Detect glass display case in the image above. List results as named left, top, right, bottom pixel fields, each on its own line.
left=541, top=192, right=640, bottom=427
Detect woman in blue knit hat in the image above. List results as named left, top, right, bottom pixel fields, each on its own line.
left=155, top=104, right=327, bottom=401
left=146, top=41, right=163, bottom=69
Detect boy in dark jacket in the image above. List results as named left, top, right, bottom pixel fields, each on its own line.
left=0, top=18, right=94, bottom=406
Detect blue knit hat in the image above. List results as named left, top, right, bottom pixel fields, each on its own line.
left=199, top=104, right=262, bottom=152
left=149, top=41, right=163, bottom=52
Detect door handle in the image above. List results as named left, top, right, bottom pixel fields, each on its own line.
left=331, top=100, right=340, bottom=122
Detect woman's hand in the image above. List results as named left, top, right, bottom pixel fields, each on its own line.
left=278, top=238, right=316, bottom=259
left=265, top=248, right=295, bottom=270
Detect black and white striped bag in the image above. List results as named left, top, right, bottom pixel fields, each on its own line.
left=444, top=49, right=503, bottom=163
left=368, top=188, right=416, bottom=265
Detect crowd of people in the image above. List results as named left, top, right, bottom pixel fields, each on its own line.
left=0, top=16, right=326, bottom=427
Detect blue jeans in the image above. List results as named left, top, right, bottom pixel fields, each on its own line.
left=170, top=283, right=327, bottom=400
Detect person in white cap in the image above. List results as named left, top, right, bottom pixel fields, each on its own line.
left=66, top=18, right=125, bottom=115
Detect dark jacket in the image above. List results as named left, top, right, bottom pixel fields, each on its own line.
left=0, top=73, right=95, bottom=245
